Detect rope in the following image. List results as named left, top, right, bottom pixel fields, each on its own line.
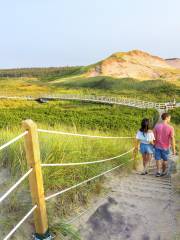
left=0, top=131, right=28, bottom=151
left=0, top=168, right=33, bottom=203
left=41, top=148, right=134, bottom=167
left=38, top=129, right=134, bottom=139
left=3, top=205, right=37, bottom=240
left=45, top=158, right=134, bottom=201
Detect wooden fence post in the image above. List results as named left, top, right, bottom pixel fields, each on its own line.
left=22, top=119, right=51, bottom=239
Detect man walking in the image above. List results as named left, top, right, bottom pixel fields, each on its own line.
left=153, top=113, right=176, bottom=177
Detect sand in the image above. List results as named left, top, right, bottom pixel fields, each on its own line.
left=71, top=156, right=180, bottom=240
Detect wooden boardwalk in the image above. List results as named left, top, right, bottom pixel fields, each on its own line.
left=0, top=94, right=179, bottom=110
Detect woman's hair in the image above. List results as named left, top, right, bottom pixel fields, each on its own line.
left=140, top=118, right=150, bottom=135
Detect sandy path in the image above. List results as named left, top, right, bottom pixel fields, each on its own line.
left=72, top=157, right=179, bottom=240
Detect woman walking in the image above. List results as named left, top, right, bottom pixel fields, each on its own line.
left=134, top=118, right=155, bottom=175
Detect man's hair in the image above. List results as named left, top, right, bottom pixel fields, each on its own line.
left=161, top=112, right=171, bottom=120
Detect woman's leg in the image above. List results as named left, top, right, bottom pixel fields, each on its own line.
left=145, top=153, right=152, bottom=171
left=142, top=154, right=148, bottom=172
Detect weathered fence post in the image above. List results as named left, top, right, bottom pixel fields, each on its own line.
left=22, top=119, right=52, bottom=240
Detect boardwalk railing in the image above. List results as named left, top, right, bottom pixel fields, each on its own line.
left=0, top=120, right=136, bottom=240
left=0, top=94, right=179, bottom=110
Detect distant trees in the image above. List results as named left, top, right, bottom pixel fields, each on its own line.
left=0, top=66, right=83, bottom=80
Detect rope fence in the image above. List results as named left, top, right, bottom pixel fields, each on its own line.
left=3, top=205, right=37, bottom=240
left=38, top=128, right=134, bottom=139
left=0, top=120, right=136, bottom=240
left=0, top=130, right=37, bottom=240
left=41, top=148, right=134, bottom=167
left=45, top=158, right=134, bottom=201
left=0, top=168, right=33, bottom=203
left=0, top=131, right=28, bottom=151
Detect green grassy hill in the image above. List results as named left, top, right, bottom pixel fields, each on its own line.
left=52, top=76, right=180, bottom=101
left=0, top=73, right=179, bottom=102
left=0, top=50, right=179, bottom=102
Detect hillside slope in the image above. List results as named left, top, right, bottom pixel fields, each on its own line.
left=87, top=50, right=180, bottom=80
left=166, top=58, right=180, bottom=69
left=0, top=50, right=179, bottom=101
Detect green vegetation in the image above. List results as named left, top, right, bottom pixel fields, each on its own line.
left=0, top=124, right=133, bottom=239
left=0, top=55, right=179, bottom=238
left=0, top=66, right=179, bottom=101
left=50, top=220, right=81, bottom=240
left=0, top=63, right=178, bottom=238
left=170, top=107, right=180, bottom=125
left=0, top=100, right=158, bottom=238
left=169, top=108, right=180, bottom=141
left=0, top=101, right=158, bottom=193
left=53, top=76, right=180, bottom=101
left=0, top=100, right=158, bottom=132
left=0, top=66, right=83, bottom=80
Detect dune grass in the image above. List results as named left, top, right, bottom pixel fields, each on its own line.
left=0, top=101, right=158, bottom=184
left=52, top=76, right=180, bottom=102
left=0, top=125, right=134, bottom=239
left=0, top=101, right=158, bottom=238
left=169, top=108, right=180, bottom=143
left=0, top=72, right=179, bottom=102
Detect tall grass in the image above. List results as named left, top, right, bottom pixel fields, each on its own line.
left=0, top=74, right=179, bottom=101
left=169, top=108, right=180, bottom=138
left=0, top=125, right=133, bottom=191
left=0, top=101, right=158, bottom=238
left=0, top=125, right=134, bottom=239
left=51, top=76, right=180, bottom=101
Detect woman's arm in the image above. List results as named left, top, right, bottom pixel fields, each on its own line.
left=133, top=139, right=139, bottom=161
left=149, top=130, right=155, bottom=145
left=134, top=139, right=139, bottom=149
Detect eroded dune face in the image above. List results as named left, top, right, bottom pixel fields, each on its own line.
left=87, top=50, right=179, bottom=80
left=166, top=58, right=180, bottom=69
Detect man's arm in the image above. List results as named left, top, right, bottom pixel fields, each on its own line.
left=171, top=136, right=176, bottom=155
left=171, top=127, right=176, bottom=155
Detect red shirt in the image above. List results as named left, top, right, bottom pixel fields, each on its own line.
left=153, top=122, right=174, bottom=150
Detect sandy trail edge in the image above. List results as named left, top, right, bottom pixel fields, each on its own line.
left=71, top=157, right=180, bottom=240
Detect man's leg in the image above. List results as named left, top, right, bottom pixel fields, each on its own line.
left=155, top=148, right=162, bottom=176
left=162, top=161, right=168, bottom=173
left=161, top=149, right=170, bottom=175
left=156, top=160, right=162, bottom=174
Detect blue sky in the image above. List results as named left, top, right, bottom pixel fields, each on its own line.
left=0, top=0, right=179, bottom=68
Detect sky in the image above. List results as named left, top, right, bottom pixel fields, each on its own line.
left=0, top=0, right=179, bottom=69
